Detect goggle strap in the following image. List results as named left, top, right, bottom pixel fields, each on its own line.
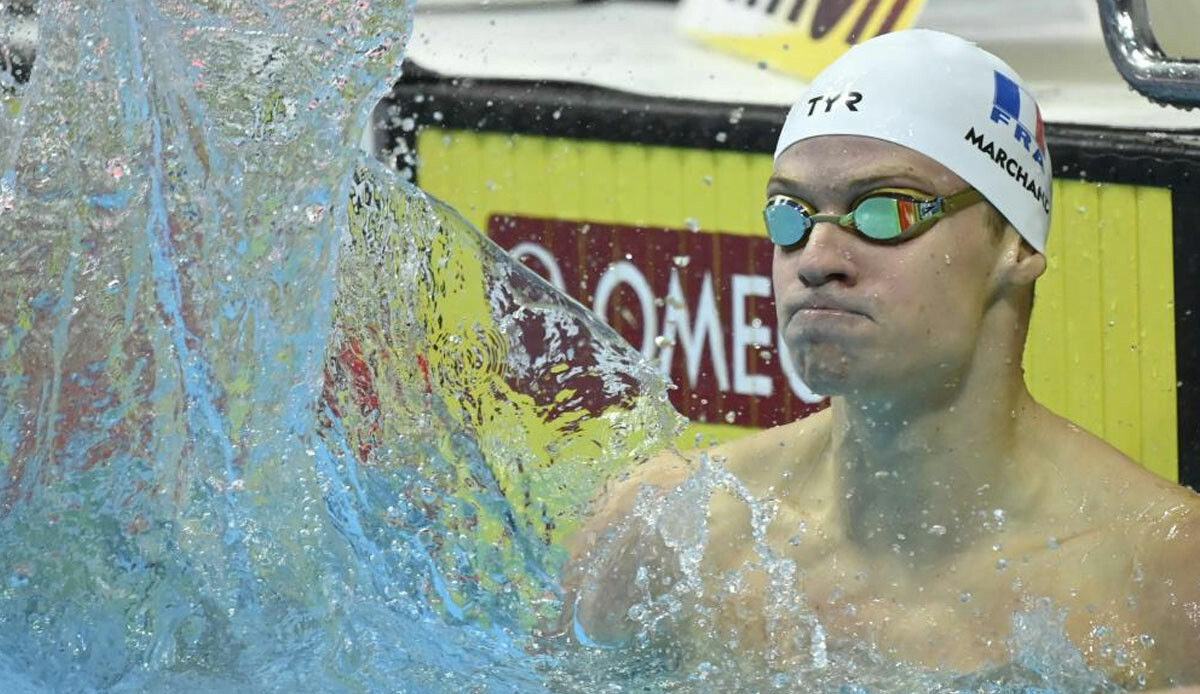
left=903, top=188, right=985, bottom=235
left=939, top=188, right=986, bottom=215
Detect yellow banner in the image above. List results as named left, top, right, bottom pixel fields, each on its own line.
left=679, top=0, right=929, bottom=81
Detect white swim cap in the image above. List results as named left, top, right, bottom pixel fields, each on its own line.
left=774, top=30, right=1052, bottom=253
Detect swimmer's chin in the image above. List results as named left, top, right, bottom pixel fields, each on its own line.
left=787, top=347, right=864, bottom=394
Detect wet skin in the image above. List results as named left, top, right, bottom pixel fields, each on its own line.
left=563, top=136, right=1200, bottom=689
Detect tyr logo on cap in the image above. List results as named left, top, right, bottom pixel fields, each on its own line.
left=804, top=91, right=863, bottom=116
left=989, top=72, right=1046, bottom=171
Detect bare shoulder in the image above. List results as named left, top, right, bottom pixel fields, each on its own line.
left=559, top=411, right=832, bottom=644
left=565, top=407, right=833, bottom=554
left=712, top=408, right=833, bottom=496
left=1029, top=404, right=1200, bottom=683
left=1027, top=403, right=1196, bottom=516
left=563, top=447, right=698, bottom=555
left=1132, top=494, right=1200, bottom=684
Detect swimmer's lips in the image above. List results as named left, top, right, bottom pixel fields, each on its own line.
left=785, top=298, right=874, bottom=323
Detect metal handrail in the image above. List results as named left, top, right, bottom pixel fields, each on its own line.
left=1097, top=0, right=1200, bottom=109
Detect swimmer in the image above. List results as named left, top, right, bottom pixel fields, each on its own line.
left=562, top=30, right=1200, bottom=690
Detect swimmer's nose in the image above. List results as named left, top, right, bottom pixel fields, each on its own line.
left=785, top=221, right=859, bottom=288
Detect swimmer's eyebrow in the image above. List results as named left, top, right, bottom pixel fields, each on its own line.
left=765, top=172, right=936, bottom=200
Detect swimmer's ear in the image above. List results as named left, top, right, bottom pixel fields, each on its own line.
left=993, top=226, right=1046, bottom=290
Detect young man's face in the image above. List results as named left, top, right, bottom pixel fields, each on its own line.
left=770, top=135, right=1006, bottom=399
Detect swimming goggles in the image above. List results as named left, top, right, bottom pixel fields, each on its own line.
left=763, top=187, right=986, bottom=247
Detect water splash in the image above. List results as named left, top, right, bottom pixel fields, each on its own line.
left=0, top=1, right=680, bottom=690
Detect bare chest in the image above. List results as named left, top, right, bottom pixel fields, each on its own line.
left=701, top=508, right=1152, bottom=679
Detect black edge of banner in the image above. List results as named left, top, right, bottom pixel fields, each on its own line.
left=383, top=61, right=1200, bottom=188
left=1174, top=188, right=1200, bottom=491
left=381, top=61, right=1200, bottom=485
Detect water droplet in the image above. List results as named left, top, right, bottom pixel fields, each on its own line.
left=714, top=131, right=728, bottom=144
left=673, top=255, right=691, bottom=267
left=105, top=157, right=126, bottom=179
left=804, top=619, right=828, bottom=668
left=928, top=524, right=947, bottom=536
left=724, top=410, right=736, bottom=423
left=654, top=335, right=675, bottom=349
left=944, top=254, right=952, bottom=265
left=960, top=590, right=973, bottom=603
left=551, top=108, right=562, bottom=120
left=685, top=217, right=701, bottom=232
left=995, top=558, right=1009, bottom=570
left=1046, top=536, right=1060, bottom=549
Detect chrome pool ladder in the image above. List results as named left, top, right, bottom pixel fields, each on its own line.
left=1097, top=0, right=1200, bottom=109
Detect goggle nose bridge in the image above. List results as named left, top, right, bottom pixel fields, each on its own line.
left=805, top=211, right=859, bottom=231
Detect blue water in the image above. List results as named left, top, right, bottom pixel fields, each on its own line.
left=0, top=1, right=679, bottom=690
left=0, top=2, right=1132, bottom=692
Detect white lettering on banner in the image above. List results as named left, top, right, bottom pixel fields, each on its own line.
left=508, top=242, right=566, bottom=292
left=731, top=274, right=774, bottom=397
left=593, top=261, right=659, bottom=358
left=659, top=268, right=730, bottom=392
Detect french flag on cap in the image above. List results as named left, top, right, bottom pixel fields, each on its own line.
left=990, top=71, right=1047, bottom=170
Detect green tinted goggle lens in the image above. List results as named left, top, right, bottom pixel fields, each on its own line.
left=762, top=189, right=983, bottom=247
